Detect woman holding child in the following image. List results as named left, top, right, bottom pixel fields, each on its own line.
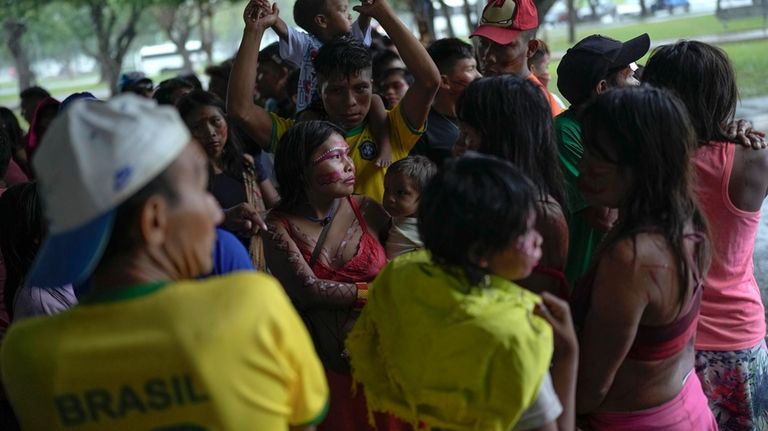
left=571, top=86, right=717, bottom=429
left=261, top=121, right=408, bottom=431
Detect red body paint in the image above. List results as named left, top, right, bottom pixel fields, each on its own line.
left=317, top=172, right=344, bottom=185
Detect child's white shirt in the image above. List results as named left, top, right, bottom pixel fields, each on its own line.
left=279, top=19, right=372, bottom=112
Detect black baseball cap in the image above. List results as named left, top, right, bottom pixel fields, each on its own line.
left=557, top=33, right=650, bottom=106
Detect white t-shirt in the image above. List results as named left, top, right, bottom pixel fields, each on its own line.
left=512, top=373, right=563, bottom=430
left=279, top=20, right=372, bottom=112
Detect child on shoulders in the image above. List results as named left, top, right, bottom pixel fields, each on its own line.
left=268, top=0, right=394, bottom=167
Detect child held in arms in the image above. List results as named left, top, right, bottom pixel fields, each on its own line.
left=267, top=0, right=394, bottom=167
left=382, top=155, right=437, bottom=259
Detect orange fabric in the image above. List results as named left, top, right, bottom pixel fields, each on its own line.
left=527, top=74, right=562, bottom=117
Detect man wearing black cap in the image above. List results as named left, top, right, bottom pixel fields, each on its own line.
left=554, top=33, right=650, bottom=286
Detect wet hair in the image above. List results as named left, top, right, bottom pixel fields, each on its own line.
left=294, top=0, right=328, bottom=34
left=372, top=50, right=403, bottom=82
left=176, top=90, right=247, bottom=184
left=0, top=128, right=11, bottom=179
left=642, top=41, right=737, bottom=145
left=428, top=38, right=475, bottom=75
left=580, top=86, right=710, bottom=306
left=178, top=73, right=203, bottom=90
left=379, top=68, right=415, bottom=87
left=154, top=78, right=195, bottom=106
left=386, top=155, right=438, bottom=194
left=458, top=75, right=566, bottom=209
left=100, top=167, right=179, bottom=265
left=0, top=107, right=25, bottom=152
left=0, top=182, right=43, bottom=317
left=419, top=153, right=536, bottom=285
left=274, top=120, right=345, bottom=210
left=19, top=86, right=50, bottom=100
left=315, top=36, right=373, bottom=83
left=527, top=39, right=550, bottom=69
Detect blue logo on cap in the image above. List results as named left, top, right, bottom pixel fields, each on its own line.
left=114, top=166, right=133, bottom=191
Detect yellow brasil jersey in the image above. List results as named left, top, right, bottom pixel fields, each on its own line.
left=1, top=272, right=328, bottom=431
left=269, top=103, right=426, bottom=202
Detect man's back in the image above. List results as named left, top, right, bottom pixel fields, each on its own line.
left=1, top=272, right=328, bottom=431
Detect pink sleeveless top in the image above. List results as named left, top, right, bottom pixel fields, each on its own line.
left=692, top=141, right=765, bottom=351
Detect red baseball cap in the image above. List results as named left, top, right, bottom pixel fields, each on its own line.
left=470, top=0, right=539, bottom=45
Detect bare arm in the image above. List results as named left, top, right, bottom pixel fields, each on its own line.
left=227, top=0, right=278, bottom=148
left=354, top=0, right=439, bottom=128
left=262, top=217, right=358, bottom=310
left=272, top=15, right=290, bottom=40
left=576, top=239, right=648, bottom=414
left=535, top=293, right=578, bottom=431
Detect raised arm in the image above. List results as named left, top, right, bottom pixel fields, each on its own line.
left=228, top=0, right=278, bottom=148
left=354, top=0, right=439, bottom=128
left=576, top=239, right=648, bottom=414
left=262, top=217, right=359, bottom=310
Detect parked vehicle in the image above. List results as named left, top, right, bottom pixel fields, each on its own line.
left=651, top=0, right=690, bottom=14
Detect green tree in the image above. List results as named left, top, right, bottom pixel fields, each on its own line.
left=1, top=0, right=44, bottom=92
left=63, top=0, right=154, bottom=95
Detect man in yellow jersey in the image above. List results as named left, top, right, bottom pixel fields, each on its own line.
left=0, top=95, right=328, bottom=431
left=228, top=0, right=440, bottom=202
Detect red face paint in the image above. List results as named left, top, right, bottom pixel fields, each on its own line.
left=312, top=146, right=350, bottom=166
left=316, top=171, right=344, bottom=186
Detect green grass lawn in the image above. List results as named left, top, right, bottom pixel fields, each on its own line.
left=541, top=14, right=768, bottom=53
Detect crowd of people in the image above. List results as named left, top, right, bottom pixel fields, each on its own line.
left=0, top=0, right=767, bottom=429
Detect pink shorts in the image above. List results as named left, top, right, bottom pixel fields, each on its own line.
left=589, top=371, right=718, bottom=431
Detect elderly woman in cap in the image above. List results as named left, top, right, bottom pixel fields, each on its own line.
left=1, top=95, right=328, bottom=431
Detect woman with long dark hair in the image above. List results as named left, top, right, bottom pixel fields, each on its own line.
left=571, top=86, right=716, bottom=430
left=177, top=90, right=279, bottom=269
left=643, top=41, right=768, bottom=430
left=457, top=75, right=569, bottom=298
left=261, top=120, right=407, bottom=431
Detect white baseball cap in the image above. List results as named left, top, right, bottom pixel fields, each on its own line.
left=27, top=94, right=190, bottom=288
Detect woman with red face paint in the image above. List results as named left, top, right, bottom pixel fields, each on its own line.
left=262, top=121, right=409, bottom=431
left=177, top=90, right=280, bottom=270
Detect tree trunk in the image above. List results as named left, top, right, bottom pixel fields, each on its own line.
left=567, top=0, right=576, bottom=43
left=407, top=0, right=435, bottom=44
left=155, top=4, right=195, bottom=73
left=197, top=0, right=214, bottom=64
left=639, top=0, right=649, bottom=16
left=3, top=20, right=34, bottom=93
left=462, top=0, right=475, bottom=31
left=436, top=0, right=456, bottom=37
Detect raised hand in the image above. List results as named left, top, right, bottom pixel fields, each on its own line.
left=353, top=0, right=394, bottom=22
left=243, top=0, right=279, bottom=31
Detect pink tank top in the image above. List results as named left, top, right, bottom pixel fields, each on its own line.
left=692, top=141, right=765, bottom=351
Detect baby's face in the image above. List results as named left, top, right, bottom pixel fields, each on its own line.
left=323, top=0, right=353, bottom=37
left=383, top=172, right=421, bottom=218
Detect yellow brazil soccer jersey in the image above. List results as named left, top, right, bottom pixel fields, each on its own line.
left=269, top=103, right=426, bottom=202
left=0, top=272, right=328, bottom=431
